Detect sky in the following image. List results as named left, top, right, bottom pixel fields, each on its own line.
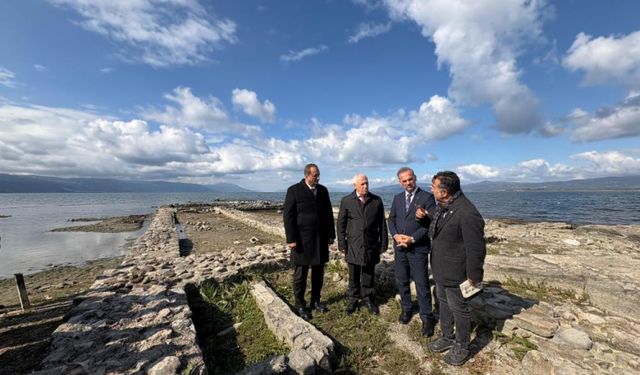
left=1, top=0, right=639, bottom=191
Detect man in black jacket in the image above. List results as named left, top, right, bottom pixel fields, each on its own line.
left=337, top=174, right=388, bottom=315
left=283, top=163, right=336, bottom=320
left=421, top=171, right=486, bottom=366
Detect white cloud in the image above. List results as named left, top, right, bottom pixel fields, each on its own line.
left=569, top=93, right=640, bottom=142
left=379, top=0, right=547, bottom=133
left=302, top=95, right=469, bottom=166
left=571, top=150, right=640, bottom=176
left=74, top=119, right=210, bottom=165
left=0, top=66, right=17, bottom=88
left=456, top=151, right=640, bottom=183
left=231, top=88, right=276, bottom=123
left=348, top=22, right=391, bottom=43
left=49, top=0, right=237, bottom=67
left=0, top=93, right=467, bottom=185
left=99, top=67, right=114, bottom=74
left=143, top=86, right=261, bottom=136
left=280, top=45, right=328, bottom=62
left=408, top=95, right=470, bottom=139
left=0, top=103, right=214, bottom=176
left=457, top=164, right=500, bottom=180
left=563, top=31, right=640, bottom=89
left=33, top=64, right=49, bottom=72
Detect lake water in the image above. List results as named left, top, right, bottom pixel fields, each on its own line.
left=0, top=190, right=638, bottom=278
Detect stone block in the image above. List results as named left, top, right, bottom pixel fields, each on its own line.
left=288, top=349, right=316, bottom=375
left=552, top=327, right=593, bottom=350
left=514, top=306, right=559, bottom=338
left=148, top=356, right=181, bottom=375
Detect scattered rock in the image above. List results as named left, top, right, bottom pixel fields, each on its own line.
left=148, top=356, right=181, bottom=375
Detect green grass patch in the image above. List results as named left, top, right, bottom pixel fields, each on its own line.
left=502, top=276, right=590, bottom=304
left=493, top=331, right=538, bottom=361
left=187, top=279, right=289, bottom=375
left=265, top=263, right=424, bottom=375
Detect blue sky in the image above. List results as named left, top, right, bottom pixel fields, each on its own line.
left=1, top=0, right=639, bottom=191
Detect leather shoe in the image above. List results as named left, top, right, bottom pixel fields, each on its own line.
left=311, top=301, right=329, bottom=313
left=422, top=319, right=435, bottom=337
left=297, top=307, right=311, bottom=321
left=364, top=301, right=379, bottom=315
left=345, top=301, right=358, bottom=315
left=398, top=310, right=412, bottom=324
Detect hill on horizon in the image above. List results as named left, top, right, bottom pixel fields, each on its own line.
left=371, top=175, right=640, bottom=193
left=0, top=173, right=251, bottom=193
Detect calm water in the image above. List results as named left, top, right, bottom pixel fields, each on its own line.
left=0, top=191, right=638, bottom=277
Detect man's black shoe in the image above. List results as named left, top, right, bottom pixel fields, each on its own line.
left=345, top=301, right=358, bottom=315
left=311, top=301, right=329, bottom=313
left=443, top=343, right=470, bottom=366
left=398, top=310, right=412, bottom=324
left=297, top=307, right=312, bottom=321
left=422, top=319, right=435, bottom=337
left=427, top=336, right=454, bottom=353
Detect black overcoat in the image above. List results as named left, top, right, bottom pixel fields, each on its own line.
left=430, top=193, right=486, bottom=287
left=283, top=180, right=336, bottom=266
left=337, top=191, right=388, bottom=266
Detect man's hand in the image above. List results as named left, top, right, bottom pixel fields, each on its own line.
left=287, top=242, right=297, bottom=250
left=393, top=234, right=412, bottom=247
left=415, top=206, right=428, bottom=220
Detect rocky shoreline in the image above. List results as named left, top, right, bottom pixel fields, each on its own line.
left=1, top=201, right=638, bottom=374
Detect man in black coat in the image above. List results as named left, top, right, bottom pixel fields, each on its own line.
left=422, top=171, right=486, bottom=366
left=388, top=167, right=437, bottom=337
left=337, top=174, right=388, bottom=315
left=283, top=163, right=336, bottom=320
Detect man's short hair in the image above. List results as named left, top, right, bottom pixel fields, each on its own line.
left=433, top=171, right=461, bottom=195
left=304, top=163, right=319, bottom=176
left=353, top=173, right=368, bottom=184
left=396, top=167, right=414, bottom=178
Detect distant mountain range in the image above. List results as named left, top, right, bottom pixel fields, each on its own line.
left=0, top=174, right=251, bottom=193
left=373, top=175, right=640, bottom=193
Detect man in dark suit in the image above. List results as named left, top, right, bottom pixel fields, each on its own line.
left=388, top=167, right=437, bottom=336
left=422, top=171, right=486, bottom=366
left=337, top=174, right=388, bottom=315
left=283, top=163, right=336, bottom=320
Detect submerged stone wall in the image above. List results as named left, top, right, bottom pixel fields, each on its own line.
left=35, top=207, right=293, bottom=374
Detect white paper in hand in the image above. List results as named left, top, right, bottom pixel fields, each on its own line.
left=459, top=279, right=483, bottom=298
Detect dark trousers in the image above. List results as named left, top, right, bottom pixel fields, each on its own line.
left=394, top=248, right=434, bottom=322
left=293, top=264, right=325, bottom=307
left=347, top=263, right=376, bottom=303
left=436, top=283, right=472, bottom=349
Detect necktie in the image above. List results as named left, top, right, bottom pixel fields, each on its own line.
left=405, top=192, right=412, bottom=211
left=359, top=195, right=366, bottom=204
left=311, top=187, right=317, bottom=196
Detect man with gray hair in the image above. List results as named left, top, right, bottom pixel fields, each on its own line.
left=388, top=167, right=437, bottom=336
left=337, top=174, right=388, bottom=315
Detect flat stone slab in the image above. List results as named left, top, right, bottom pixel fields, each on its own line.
left=251, top=281, right=335, bottom=373
left=513, top=304, right=559, bottom=338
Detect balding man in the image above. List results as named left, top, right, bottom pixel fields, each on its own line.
left=337, top=174, right=388, bottom=315
left=284, top=163, right=336, bottom=320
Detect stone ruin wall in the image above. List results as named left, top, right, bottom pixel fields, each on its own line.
left=35, top=206, right=337, bottom=375
left=33, top=205, right=640, bottom=374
